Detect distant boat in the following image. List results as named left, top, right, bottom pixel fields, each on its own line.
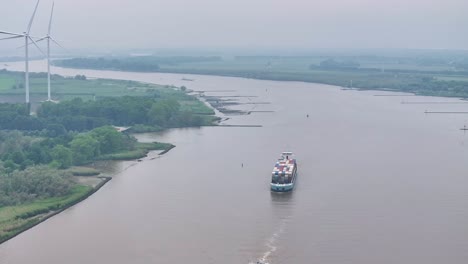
left=270, top=152, right=297, bottom=192
left=181, top=78, right=194, bottom=81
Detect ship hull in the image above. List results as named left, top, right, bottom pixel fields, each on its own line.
left=271, top=166, right=297, bottom=192
left=270, top=182, right=294, bottom=192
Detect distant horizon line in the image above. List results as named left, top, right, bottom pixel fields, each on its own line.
left=1, top=46, right=468, bottom=58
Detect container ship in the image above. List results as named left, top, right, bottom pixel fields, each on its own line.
left=271, top=152, right=297, bottom=192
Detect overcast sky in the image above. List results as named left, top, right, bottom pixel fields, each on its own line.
left=1, top=0, right=468, bottom=55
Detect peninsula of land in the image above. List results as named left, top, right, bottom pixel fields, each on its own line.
left=0, top=70, right=216, bottom=244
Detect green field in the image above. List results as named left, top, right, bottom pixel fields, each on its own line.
left=0, top=185, right=92, bottom=243
left=436, top=76, right=468, bottom=82
left=0, top=71, right=214, bottom=115
left=0, top=72, right=173, bottom=99
left=0, top=75, right=16, bottom=91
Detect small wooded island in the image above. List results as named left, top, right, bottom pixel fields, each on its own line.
left=0, top=69, right=217, bottom=244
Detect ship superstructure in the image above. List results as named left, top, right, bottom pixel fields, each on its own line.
left=271, top=152, right=297, bottom=192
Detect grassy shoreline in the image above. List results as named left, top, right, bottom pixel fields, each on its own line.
left=98, top=141, right=176, bottom=160
left=0, top=141, right=176, bottom=245
left=0, top=178, right=110, bottom=244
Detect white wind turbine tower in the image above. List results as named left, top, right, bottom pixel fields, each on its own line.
left=0, top=0, right=44, bottom=105
left=36, top=2, right=63, bottom=101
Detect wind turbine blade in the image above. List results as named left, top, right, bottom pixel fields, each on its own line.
left=48, top=2, right=55, bottom=35
left=0, top=30, right=23, bottom=36
left=17, top=37, right=47, bottom=49
left=50, top=37, right=66, bottom=50
left=0, top=35, right=23, bottom=41
left=27, top=0, right=41, bottom=34
left=28, top=36, right=45, bottom=56
left=35, top=36, right=48, bottom=42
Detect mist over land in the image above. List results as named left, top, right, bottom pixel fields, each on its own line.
left=1, top=0, right=468, bottom=56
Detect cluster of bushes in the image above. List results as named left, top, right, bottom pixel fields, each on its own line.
left=0, top=166, right=73, bottom=206
left=0, top=126, right=135, bottom=172
left=74, top=74, right=87, bottom=80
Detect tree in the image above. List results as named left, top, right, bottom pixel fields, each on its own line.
left=46, top=123, right=67, bottom=137
left=10, top=151, right=25, bottom=165
left=50, top=145, right=73, bottom=169
left=74, top=74, right=87, bottom=80
left=90, top=126, right=124, bottom=154
left=3, top=160, right=19, bottom=174
left=148, top=99, right=180, bottom=127
left=70, top=134, right=100, bottom=165
left=27, top=142, right=52, bottom=164
left=148, top=102, right=168, bottom=126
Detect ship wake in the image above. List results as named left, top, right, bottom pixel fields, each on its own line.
left=251, top=217, right=290, bottom=264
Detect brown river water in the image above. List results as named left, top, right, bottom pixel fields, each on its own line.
left=1, top=61, right=468, bottom=264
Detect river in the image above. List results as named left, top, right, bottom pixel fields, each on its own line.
left=1, top=60, right=468, bottom=264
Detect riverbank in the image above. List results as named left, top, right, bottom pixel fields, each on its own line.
left=53, top=54, right=468, bottom=99
left=0, top=178, right=108, bottom=244
left=0, top=65, right=220, bottom=245
left=129, top=68, right=468, bottom=99
left=0, top=140, right=176, bottom=245
left=0, top=95, right=216, bottom=244
left=0, top=61, right=227, bottom=248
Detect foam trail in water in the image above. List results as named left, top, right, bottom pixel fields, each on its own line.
left=255, top=217, right=289, bottom=264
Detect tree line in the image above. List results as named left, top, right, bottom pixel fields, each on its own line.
left=54, top=56, right=222, bottom=72
left=0, top=96, right=205, bottom=132
left=0, top=126, right=134, bottom=173
left=0, top=95, right=208, bottom=174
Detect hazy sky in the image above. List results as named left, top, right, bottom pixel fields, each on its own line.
left=1, top=0, right=468, bottom=55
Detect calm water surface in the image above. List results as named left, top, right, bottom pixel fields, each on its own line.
left=1, top=61, right=468, bottom=263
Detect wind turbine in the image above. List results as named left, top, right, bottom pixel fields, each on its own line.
left=0, top=0, right=44, bottom=105
left=35, top=2, right=63, bottom=101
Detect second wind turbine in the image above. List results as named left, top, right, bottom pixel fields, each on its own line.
left=35, top=2, right=64, bottom=102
